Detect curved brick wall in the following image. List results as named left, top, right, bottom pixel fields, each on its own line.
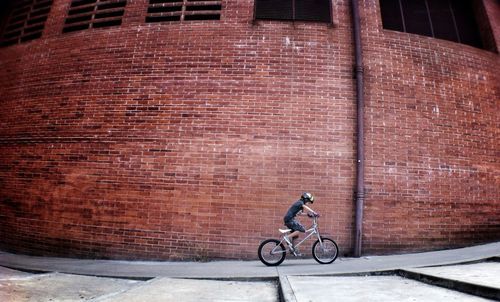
left=0, top=0, right=498, bottom=260
left=361, top=1, right=500, bottom=254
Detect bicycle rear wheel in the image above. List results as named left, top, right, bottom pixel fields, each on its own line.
left=312, top=237, right=339, bottom=264
left=258, top=239, right=286, bottom=266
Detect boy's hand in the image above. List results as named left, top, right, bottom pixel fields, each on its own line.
left=308, top=212, right=320, bottom=218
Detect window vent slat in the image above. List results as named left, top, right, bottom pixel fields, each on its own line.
left=0, top=0, right=53, bottom=47
left=63, top=0, right=127, bottom=33
left=146, top=0, right=221, bottom=23
left=255, top=0, right=331, bottom=23
left=379, top=0, right=483, bottom=49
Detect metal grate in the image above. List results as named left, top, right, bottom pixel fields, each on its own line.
left=255, top=0, right=331, bottom=23
left=145, top=0, right=222, bottom=23
left=0, top=0, right=53, bottom=47
left=63, top=0, right=127, bottom=33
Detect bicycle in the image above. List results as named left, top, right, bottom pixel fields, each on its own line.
left=257, top=214, right=339, bottom=266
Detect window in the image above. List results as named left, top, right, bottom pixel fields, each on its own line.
left=0, top=0, right=53, bottom=47
left=145, top=0, right=222, bottom=23
left=63, top=0, right=127, bottom=33
left=379, top=0, right=483, bottom=48
left=254, top=0, right=331, bottom=23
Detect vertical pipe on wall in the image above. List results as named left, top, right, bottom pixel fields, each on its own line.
left=351, top=0, right=365, bottom=257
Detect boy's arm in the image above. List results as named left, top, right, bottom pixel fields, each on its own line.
left=303, top=205, right=317, bottom=215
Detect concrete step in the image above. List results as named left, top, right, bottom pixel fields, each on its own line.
left=399, top=262, right=500, bottom=301
left=0, top=272, right=141, bottom=302
left=282, top=275, right=493, bottom=302
left=92, top=277, right=279, bottom=302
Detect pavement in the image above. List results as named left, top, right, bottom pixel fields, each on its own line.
left=0, top=241, right=499, bottom=301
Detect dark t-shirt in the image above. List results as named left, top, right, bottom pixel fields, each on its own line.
left=284, top=200, right=304, bottom=222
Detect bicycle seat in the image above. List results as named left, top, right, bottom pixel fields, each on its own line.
left=279, top=229, right=292, bottom=234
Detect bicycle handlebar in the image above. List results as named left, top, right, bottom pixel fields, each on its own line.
left=308, top=212, right=320, bottom=218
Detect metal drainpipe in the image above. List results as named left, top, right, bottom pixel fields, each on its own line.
left=351, top=0, right=365, bottom=258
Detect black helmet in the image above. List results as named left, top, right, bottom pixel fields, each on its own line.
left=301, top=192, right=314, bottom=203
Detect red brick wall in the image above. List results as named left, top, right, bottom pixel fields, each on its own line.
left=0, top=0, right=498, bottom=260
left=0, top=0, right=356, bottom=260
left=482, top=0, right=500, bottom=51
left=361, top=0, right=500, bottom=254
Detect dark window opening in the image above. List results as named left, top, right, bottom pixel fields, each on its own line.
left=254, top=0, right=332, bottom=23
left=63, top=0, right=127, bottom=33
left=93, top=19, right=122, bottom=28
left=146, top=15, right=180, bottom=23
left=184, top=14, right=220, bottom=21
left=71, top=0, right=98, bottom=7
left=186, top=5, right=222, bottom=12
left=68, top=6, right=95, bottom=16
left=95, top=11, right=125, bottom=19
left=63, top=23, right=90, bottom=33
left=65, top=15, right=92, bottom=24
left=147, top=6, right=182, bottom=13
left=145, top=0, right=222, bottom=23
left=379, top=0, right=485, bottom=49
left=0, top=0, right=53, bottom=47
left=97, top=1, right=127, bottom=11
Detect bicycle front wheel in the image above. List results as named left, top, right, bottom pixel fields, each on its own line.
left=312, top=237, right=339, bottom=264
left=258, top=239, right=286, bottom=266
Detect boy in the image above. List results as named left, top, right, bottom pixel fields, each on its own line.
left=283, top=192, right=319, bottom=255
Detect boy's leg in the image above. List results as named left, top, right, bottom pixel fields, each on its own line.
left=288, top=232, right=302, bottom=256
left=284, top=230, right=300, bottom=246
left=287, top=231, right=301, bottom=249
left=284, top=220, right=305, bottom=249
left=284, top=230, right=299, bottom=243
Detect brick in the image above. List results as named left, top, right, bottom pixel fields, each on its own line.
left=0, top=0, right=498, bottom=260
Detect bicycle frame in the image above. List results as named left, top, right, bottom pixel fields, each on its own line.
left=271, top=217, right=323, bottom=255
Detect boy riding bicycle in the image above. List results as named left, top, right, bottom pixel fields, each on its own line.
left=258, top=192, right=338, bottom=266
left=283, top=192, right=319, bottom=255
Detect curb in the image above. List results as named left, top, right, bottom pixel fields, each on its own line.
left=278, top=275, right=297, bottom=302
left=398, top=269, right=500, bottom=301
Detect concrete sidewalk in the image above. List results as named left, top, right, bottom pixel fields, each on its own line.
left=1, top=242, right=499, bottom=301
left=1, top=242, right=499, bottom=279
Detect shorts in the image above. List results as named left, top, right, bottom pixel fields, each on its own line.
left=284, top=219, right=305, bottom=233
